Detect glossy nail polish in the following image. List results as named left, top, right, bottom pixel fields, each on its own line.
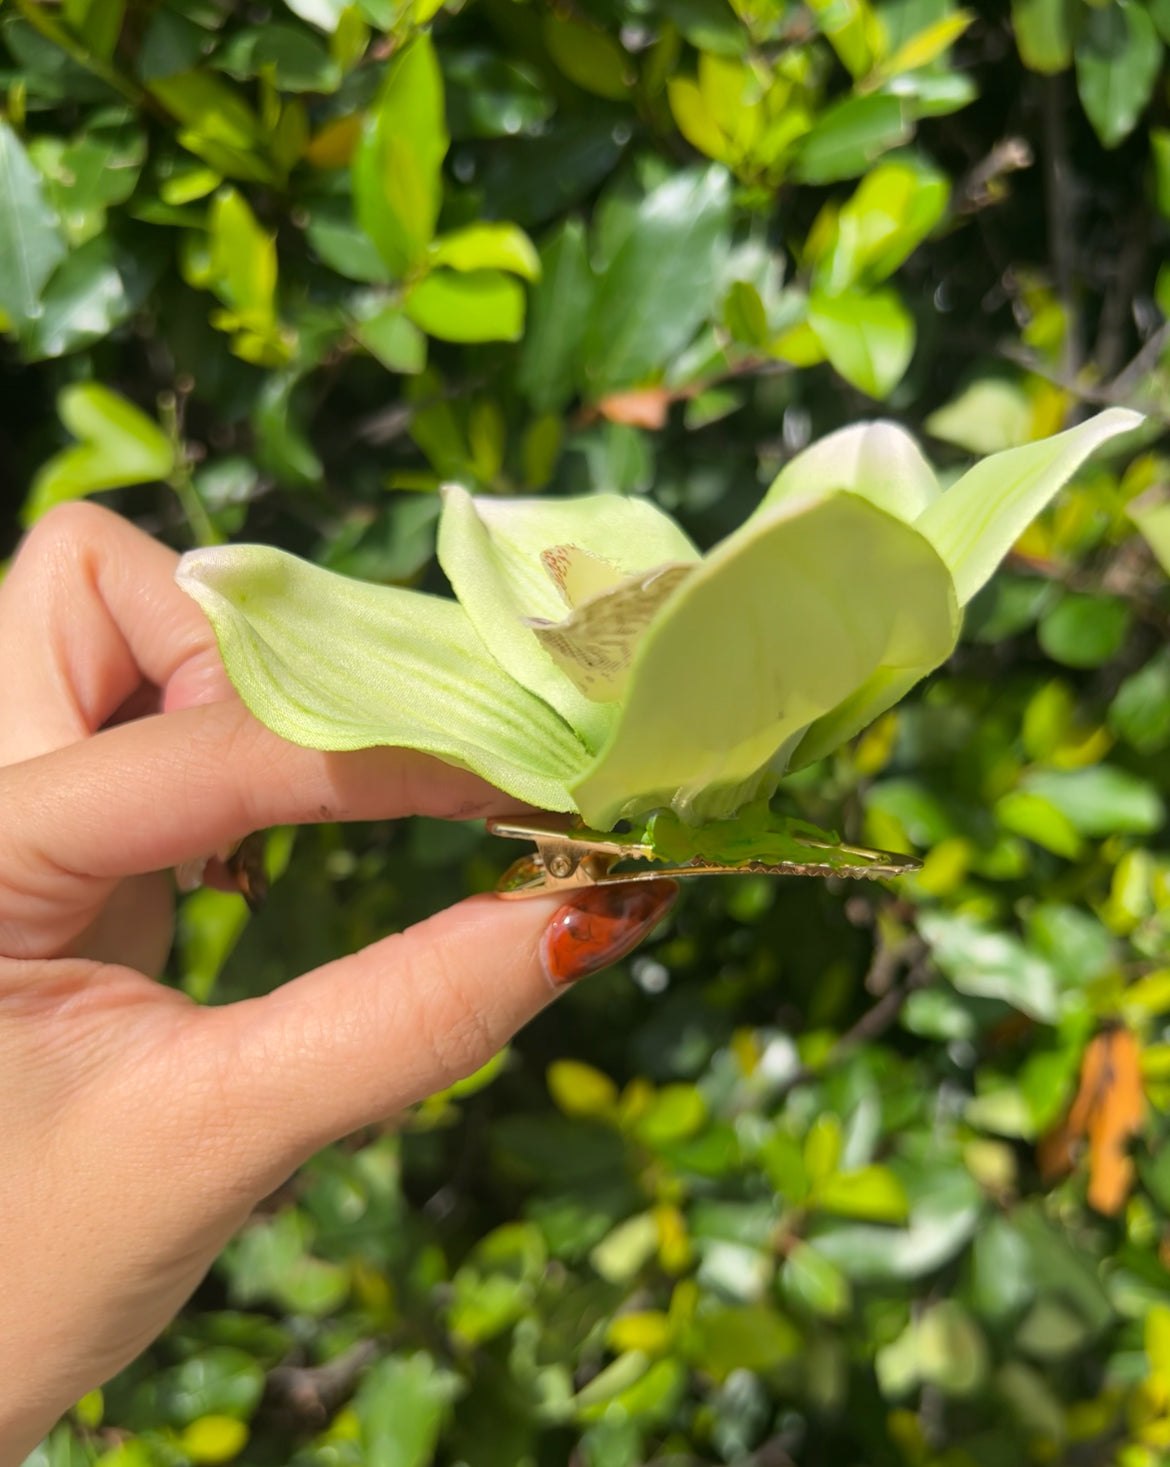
left=540, top=880, right=678, bottom=987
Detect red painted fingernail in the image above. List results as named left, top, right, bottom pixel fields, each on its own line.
left=540, top=880, right=678, bottom=988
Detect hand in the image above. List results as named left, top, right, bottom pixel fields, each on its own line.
left=0, top=504, right=676, bottom=1465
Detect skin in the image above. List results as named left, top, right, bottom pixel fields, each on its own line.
left=0, top=503, right=672, bottom=1465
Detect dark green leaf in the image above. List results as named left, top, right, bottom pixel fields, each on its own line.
left=1037, top=592, right=1130, bottom=667
left=518, top=219, right=594, bottom=412
left=584, top=166, right=730, bottom=392
left=792, top=95, right=912, bottom=185
left=1075, top=1, right=1162, bottom=149
left=0, top=118, right=66, bottom=325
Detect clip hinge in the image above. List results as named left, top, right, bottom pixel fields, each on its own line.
left=488, top=814, right=921, bottom=899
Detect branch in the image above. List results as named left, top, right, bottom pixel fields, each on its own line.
left=1040, top=74, right=1082, bottom=380
left=264, top=1340, right=380, bottom=1428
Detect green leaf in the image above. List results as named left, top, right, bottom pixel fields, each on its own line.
left=925, top=376, right=1036, bottom=454
left=723, top=279, right=769, bottom=348
left=21, top=235, right=135, bottom=360
left=971, top=1216, right=1034, bottom=1319
left=436, top=485, right=698, bottom=750
left=541, top=14, right=632, bottom=100
left=570, top=491, right=956, bottom=826
left=994, top=789, right=1084, bottom=859
left=792, top=95, right=911, bottom=185
left=429, top=222, right=540, bottom=280
left=64, top=0, right=125, bottom=59
left=1012, top=0, right=1073, bottom=72
left=548, top=1059, right=619, bottom=1120
left=1020, top=765, right=1165, bottom=837
left=814, top=1166, right=910, bottom=1222
left=584, top=167, right=731, bottom=393
left=1109, top=648, right=1170, bottom=753
left=781, top=1241, right=851, bottom=1319
left=1037, top=592, right=1131, bottom=668
left=812, top=157, right=949, bottom=294
left=807, top=286, right=916, bottom=398
left=306, top=201, right=392, bottom=283
left=156, top=1347, right=266, bottom=1423
left=209, top=189, right=278, bottom=333
left=517, top=219, right=595, bottom=413
left=807, top=0, right=883, bottom=77
left=355, top=1354, right=461, bottom=1467
left=404, top=269, right=525, bottom=343
left=150, top=71, right=277, bottom=185
left=686, top=1305, right=801, bottom=1375
left=29, top=119, right=146, bottom=247
left=915, top=407, right=1142, bottom=606
left=352, top=300, right=427, bottom=374
left=877, top=9, right=974, bottom=75
left=1128, top=486, right=1170, bottom=574
left=919, top=910, right=1060, bottom=1021
left=175, top=543, right=591, bottom=810
left=1075, top=1, right=1162, bottom=149
left=253, top=374, right=323, bottom=488
left=0, top=118, right=66, bottom=327
left=353, top=33, right=449, bottom=276
left=25, top=384, right=174, bottom=524
left=217, top=24, right=341, bottom=93
left=813, top=1172, right=982, bottom=1282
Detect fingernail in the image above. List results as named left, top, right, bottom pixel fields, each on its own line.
left=540, top=880, right=678, bottom=988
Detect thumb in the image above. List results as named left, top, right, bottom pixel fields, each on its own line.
left=197, top=880, right=677, bottom=1184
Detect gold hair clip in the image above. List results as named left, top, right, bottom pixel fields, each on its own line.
left=489, top=812, right=921, bottom=899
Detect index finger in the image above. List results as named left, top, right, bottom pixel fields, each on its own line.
left=0, top=698, right=521, bottom=960
left=0, top=503, right=230, bottom=766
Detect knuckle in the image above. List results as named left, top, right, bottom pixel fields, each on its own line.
left=401, top=932, right=497, bottom=1091
left=14, top=502, right=115, bottom=577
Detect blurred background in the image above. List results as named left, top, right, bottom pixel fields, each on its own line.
left=6, top=0, right=1170, bottom=1463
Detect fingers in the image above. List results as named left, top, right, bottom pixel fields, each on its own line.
left=0, top=503, right=230, bottom=765
left=0, top=698, right=525, bottom=958
left=190, top=881, right=678, bottom=1184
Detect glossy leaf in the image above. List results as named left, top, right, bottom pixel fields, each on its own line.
left=1075, top=1, right=1162, bottom=149
left=404, top=269, right=526, bottom=343
left=1012, top=0, right=1073, bottom=72
left=429, top=222, right=540, bottom=280
left=542, top=14, right=631, bottom=100
left=583, top=167, right=731, bottom=393
left=807, top=286, right=916, bottom=399
left=0, top=118, right=66, bottom=326
left=792, top=95, right=911, bottom=185
left=25, top=384, right=174, bottom=523
left=517, top=220, right=594, bottom=413
left=354, top=34, right=449, bottom=276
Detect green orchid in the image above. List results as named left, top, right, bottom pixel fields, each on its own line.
left=177, top=408, right=1140, bottom=833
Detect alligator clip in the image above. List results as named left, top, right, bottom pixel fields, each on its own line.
left=488, top=813, right=921, bottom=899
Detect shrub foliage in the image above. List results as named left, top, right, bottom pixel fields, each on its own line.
left=6, top=0, right=1170, bottom=1463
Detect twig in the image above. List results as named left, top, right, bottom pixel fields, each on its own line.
left=265, top=1339, right=380, bottom=1428
left=11, top=0, right=148, bottom=107
left=1093, top=205, right=1147, bottom=378
left=952, top=137, right=1034, bottom=215
left=1040, top=74, right=1083, bottom=381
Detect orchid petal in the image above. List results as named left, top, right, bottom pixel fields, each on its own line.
left=761, top=420, right=941, bottom=523
left=917, top=407, right=1143, bottom=606
left=437, top=487, right=700, bottom=747
left=570, top=491, right=957, bottom=828
left=176, top=544, right=590, bottom=810
left=528, top=562, right=695, bottom=701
